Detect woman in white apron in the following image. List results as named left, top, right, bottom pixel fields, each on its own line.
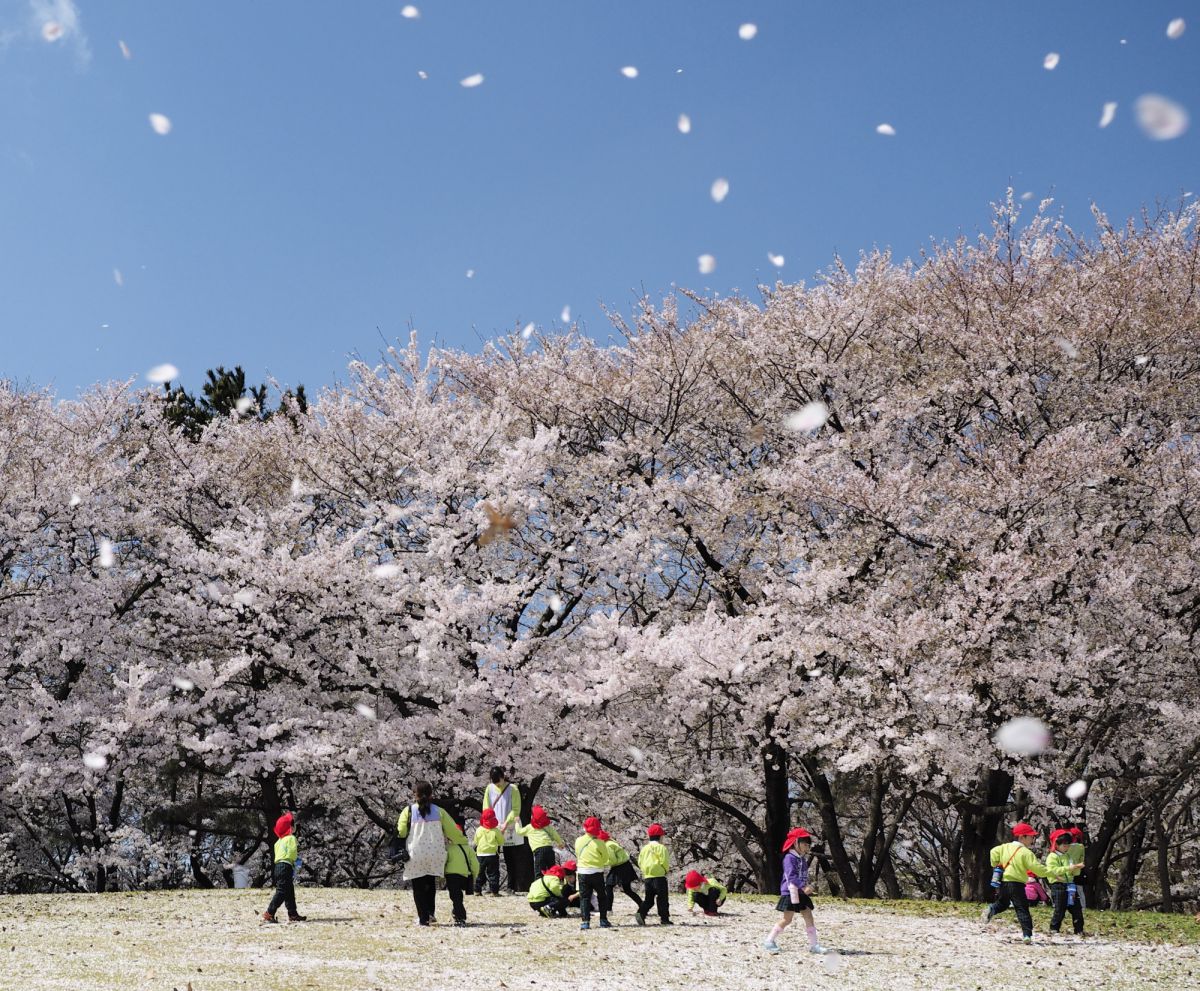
left=397, top=780, right=467, bottom=925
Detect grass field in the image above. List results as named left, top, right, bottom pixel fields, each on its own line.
left=1, top=888, right=1197, bottom=991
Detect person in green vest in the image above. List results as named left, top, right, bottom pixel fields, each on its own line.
left=981, top=822, right=1055, bottom=944
left=398, top=781, right=469, bottom=926
left=444, top=820, right=481, bottom=927
left=1067, top=827, right=1088, bottom=908
left=635, top=823, right=671, bottom=925
left=528, top=864, right=570, bottom=917
left=515, top=805, right=566, bottom=873
left=482, top=767, right=523, bottom=892
left=685, top=870, right=728, bottom=916
left=1046, top=828, right=1086, bottom=936
left=574, top=816, right=613, bottom=930
left=262, top=812, right=306, bottom=923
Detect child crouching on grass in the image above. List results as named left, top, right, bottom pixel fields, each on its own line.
left=684, top=870, right=727, bottom=916
left=528, top=864, right=570, bottom=917
left=262, top=812, right=306, bottom=923
left=763, top=827, right=825, bottom=955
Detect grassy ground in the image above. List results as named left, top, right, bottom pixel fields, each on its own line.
left=1, top=888, right=1197, bottom=991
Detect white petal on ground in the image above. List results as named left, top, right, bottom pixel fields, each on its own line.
left=768, top=253, right=785, bottom=267
left=172, top=677, right=195, bottom=691
left=738, top=23, right=758, bottom=40
left=710, top=177, right=730, bottom=203
left=783, top=402, right=828, bottom=433
left=697, top=254, right=716, bottom=275
left=521, top=322, right=535, bottom=340
left=1066, top=779, right=1089, bottom=801
left=677, top=113, right=691, bottom=134
left=113, top=268, right=124, bottom=287
left=148, top=113, right=172, bottom=135
left=401, top=4, right=420, bottom=17
left=82, top=753, right=108, bottom=771
left=119, top=39, right=132, bottom=59
left=876, top=123, right=896, bottom=136
left=460, top=73, right=485, bottom=88
left=1043, top=52, right=1060, bottom=70
left=98, top=539, right=115, bottom=568
left=146, top=363, right=179, bottom=383
left=235, top=396, right=253, bottom=415
left=354, top=703, right=378, bottom=720
left=561, top=305, right=571, bottom=323
left=1167, top=18, right=1186, bottom=40
left=1099, top=102, right=1117, bottom=128
left=620, top=66, right=639, bottom=78
left=1135, top=93, right=1189, bottom=140
left=373, top=563, right=402, bottom=579
left=994, top=716, right=1052, bottom=756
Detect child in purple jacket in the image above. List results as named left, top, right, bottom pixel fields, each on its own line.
left=763, top=827, right=827, bottom=955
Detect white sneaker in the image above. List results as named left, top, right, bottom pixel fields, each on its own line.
left=980, top=905, right=993, bottom=926
left=763, top=939, right=781, bottom=955
left=809, top=944, right=828, bottom=954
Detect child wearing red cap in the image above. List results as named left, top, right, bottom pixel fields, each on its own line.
left=982, top=822, right=1052, bottom=944
left=473, top=807, right=514, bottom=896
left=763, top=827, right=824, bottom=954
left=262, top=812, right=306, bottom=923
left=1046, top=828, right=1086, bottom=936
left=1066, top=827, right=1087, bottom=908
left=561, top=860, right=581, bottom=912
left=684, top=870, right=728, bottom=916
left=600, top=831, right=644, bottom=923
left=636, top=824, right=671, bottom=925
left=528, top=864, right=570, bottom=917
left=516, top=805, right=566, bottom=873
left=574, top=816, right=613, bottom=930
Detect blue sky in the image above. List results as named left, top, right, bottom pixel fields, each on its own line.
left=1, top=1, right=1197, bottom=398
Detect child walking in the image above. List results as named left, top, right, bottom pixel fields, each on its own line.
left=397, top=780, right=467, bottom=926
left=600, top=830, right=644, bottom=923
left=473, top=808, right=512, bottom=896
left=636, top=823, right=671, bottom=926
left=1046, top=828, right=1086, bottom=936
left=1067, top=827, right=1088, bottom=909
left=444, top=821, right=481, bottom=926
left=763, top=827, right=826, bottom=954
left=574, top=816, right=613, bottom=930
left=262, top=812, right=306, bottom=923
left=516, top=805, right=566, bottom=873
left=684, top=870, right=728, bottom=916
left=982, top=822, right=1051, bottom=945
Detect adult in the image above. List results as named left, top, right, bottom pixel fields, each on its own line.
left=397, top=780, right=468, bottom=926
left=482, top=766, right=525, bottom=891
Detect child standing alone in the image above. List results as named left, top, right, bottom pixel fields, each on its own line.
left=763, top=827, right=825, bottom=955
left=262, top=812, right=306, bottom=923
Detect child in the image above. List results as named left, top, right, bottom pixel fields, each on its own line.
left=444, top=821, right=481, bottom=926
left=574, top=816, right=613, bottom=930
left=397, top=780, right=466, bottom=926
left=473, top=808, right=512, bottom=896
left=636, top=823, right=671, bottom=926
left=600, top=830, right=644, bottom=923
left=684, top=870, right=728, bottom=916
left=763, top=827, right=826, bottom=955
left=981, top=822, right=1051, bottom=945
left=1046, top=828, right=1086, bottom=936
left=516, top=805, right=566, bottom=873
left=1067, top=827, right=1087, bottom=909
left=561, top=859, right=581, bottom=913
left=262, top=812, right=306, bottom=923
left=1024, top=871, right=1051, bottom=905
left=528, top=864, right=570, bottom=917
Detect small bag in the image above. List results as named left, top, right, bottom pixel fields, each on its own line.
left=388, top=833, right=411, bottom=864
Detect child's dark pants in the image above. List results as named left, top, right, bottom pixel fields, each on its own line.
left=605, top=860, right=641, bottom=913
left=989, top=881, right=1034, bottom=938
left=445, top=874, right=470, bottom=923
left=476, top=854, right=500, bottom=895
left=532, top=846, right=557, bottom=873
left=694, top=887, right=723, bottom=914
left=1049, top=882, right=1085, bottom=934
left=266, top=862, right=297, bottom=917
left=640, top=876, right=670, bottom=921
left=578, top=872, right=608, bottom=923
left=411, top=875, right=438, bottom=923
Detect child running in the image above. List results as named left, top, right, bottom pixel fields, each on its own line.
left=684, top=870, right=728, bottom=916
left=574, top=816, right=613, bottom=930
left=1046, top=828, right=1086, bottom=937
left=444, top=821, right=481, bottom=926
left=599, top=830, right=643, bottom=924
left=763, top=827, right=826, bottom=955
left=982, top=822, right=1051, bottom=945
left=473, top=808, right=513, bottom=896
left=516, top=805, right=566, bottom=873
left=635, top=824, right=671, bottom=926
left=262, top=812, right=306, bottom=923
left=528, top=864, right=571, bottom=917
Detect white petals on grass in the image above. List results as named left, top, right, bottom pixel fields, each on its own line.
left=1043, top=52, right=1060, bottom=70
left=148, top=113, right=172, bottom=136
left=677, top=113, right=691, bottom=134
left=146, top=363, right=178, bottom=384
left=119, top=39, right=132, bottom=59
left=710, top=177, right=730, bottom=203
left=1099, top=102, right=1117, bottom=128
left=697, top=254, right=716, bottom=275
left=373, top=563, right=402, bottom=579
left=401, top=4, right=420, bottom=18
left=98, top=539, right=115, bottom=568
left=620, top=66, right=639, bottom=79
left=1135, top=94, right=1189, bottom=140
left=560, top=305, right=571, bottom=324
left=738, top=23, right=758, bottom=41
left=768, top=253, right=785, bottom=267
left=994, top=716, right=1051, bottom=756
left=82, top=753, right=108, bottom=771
left=783, top=401, right=828, bottom=433
left=876, top=123, right=896, bottom=136
left=41, top=21, right=64, bottom=42
left=354, top=702, right=378, bottom=720
left=1167, top=18, right=1186, bottom=40
left=172, top=677, right=195, bottom=691
left=1066, top=779, right=1089, bottom=801
left=460, top=73, right=485, bottom=88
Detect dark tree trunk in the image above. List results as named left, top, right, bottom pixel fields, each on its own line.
left=1154, top=806, right=1173, bottom=913
left=1111, top=817, right=1148, bottom=910
left=761, top=728, right=790, bottom=895
left=960, top=768, right=1013, bottom=901
left=802, top=756, right=861, bottom=896
left=881, top=852, right=902, bottom=898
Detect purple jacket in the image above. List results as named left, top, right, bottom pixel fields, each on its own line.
left=780, top=851, right=809, bottom=897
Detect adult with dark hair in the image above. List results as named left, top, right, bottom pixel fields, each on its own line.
left=397, top=780, right=468, bottom=926
left=482, top=766, right=524, bottom=891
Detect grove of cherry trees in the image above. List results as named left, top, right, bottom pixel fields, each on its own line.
left=2, top=195, right=1198, bottom=912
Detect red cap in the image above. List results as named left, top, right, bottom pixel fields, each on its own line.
left=1026, top=870, right=1037, bottom=877
left=1049, top=828, right=1071, bottom=850
left=782, top=827, right=812, bottom=853
left=647, top=824, right=664, bottom=839
left=1069, top=827, right=1083, bottom=840
left=480, top=809, right=498, bottom=829
left=274, top=813, right=294, bottom=838
left=684, top=870, right=706, bottom=890
left=543, top=864, right=566, bottom=880
left=1012, top=822, right=1038, bottom=838
left=530, top=805, right=551, bottom=829
left=563, top=860, right=577, bottom=872
left=597, top=830, right=611, bottom=842
left=583, top=816, right=602, bottom=836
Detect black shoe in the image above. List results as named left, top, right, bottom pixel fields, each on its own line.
left=454, top=920, right=468, bottom=927
left=661, top=919, right=673, bottom=925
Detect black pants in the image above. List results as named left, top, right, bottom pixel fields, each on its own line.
left=530, top=895, right=568, bottom=917
left=502, top=844, right=523, bottom=891
left=476, top=855, right=500, bottom=895
left=1049, top=882, right=1085, bottom=934
left=266, top=862, right=297, bottom=917
left=578, top=872, right=607, bottom=923
left=693, top=887, right=723, bottom=913
left=411, top=875, right=438, bottom=924
left=640, top=876, right=670, bottom=921
left=605, top=861, right=641, bottom=912
left=445, top=874, right=469, bottom=923
left=988, top=881, right=1034, bottom=938
left=532, top=846, right=557, bottom=873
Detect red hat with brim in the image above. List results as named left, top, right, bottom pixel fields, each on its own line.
left=480, top=809, right=498, bottom=829
left=583, top=816, right=602, bottom=836
left=782, top=827, right=812, bottom=853
left=647, top=823, right=664, bottom=839
left=274, top=813, right=294, bottom=838
left=1069, top=827, right=1083, bottom=840
left=543, top=864, right=566, bottom=880
left=1049, top=828, right=1071, bottom=850
left=684, top=870, right=706, bottom=890
left=531, top=805, right=551, bottom=829
left=1012, top=822, right=1038, bottom=838
left=563, top=860, right=577, bottom=872
left=597, top=830, right=611, bottom=842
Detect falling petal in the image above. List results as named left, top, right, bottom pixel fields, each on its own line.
left=417, top=70, right=428, bottom=80
left=401, top=4, right=420, bottom=17
left=521, top=322, right=535, bottom=339
left=466, top=268, right=475, bottom=278
left=994, top=716, right=1051, bottom=756
left=478, top=502, right=518, bottom=547
left=698, top=254, right=716, bottom=275
left=98, top=540, right=115, bottom=568
left=41, top=22, right=64, bottom=42
left=1066, top=780, right=1089, bottom=801
left=1043, top=52, right=1060, bottom=70
left=355, top=702, right=378, bottom=720
left=460, top=73, right=485, bottom=88
left=119, top=39, right=132, bottom=59
left=1135, top=93, right=1189, bottom=140
left=1020, top=191, right=1034, bottom=201
left=1054, top=337, right=1079, bottom=359
left=83, top=753, right=108, bottom=770
left=69, top=493, right=82, bottom=507
left=113, top=268, right=124, bottom=287
left=620, top=66, right=639, bottom=78
left=732, top=661, right=747, bottom=678
left=677, top=113, right=692, bottom=134
left=628, top=746, right=645, bottom=763
left=235, top=396, right=253, bottom=415
left=373, top=563, right=402, bottom=579
left=783, top=401, right=828, bottom=433
left=148, top=113, right=172, bottom=135
left=710, top=177, right=730, bottom=203
left=561, top=305, right=571, bottom=323
left=290, top=477, right=303, bottom=497
left=549, top=593, right=564, bottom=612
left=172, top=677, right=195, bottom=691
left=876, top=123, right=896, bottom=136
left=767, top=253, right=785, bottom=267
left=233, top=589, right=256, bottom=608
left=822, top=952, right=844, bottom=975
left=738, top=23, right=758, bottom=41
left=1167, top=18, right=1186, bottom=40
left=146, top=363, right=179, bottom=384
left=1099, top=102, right=1117, bottom=128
